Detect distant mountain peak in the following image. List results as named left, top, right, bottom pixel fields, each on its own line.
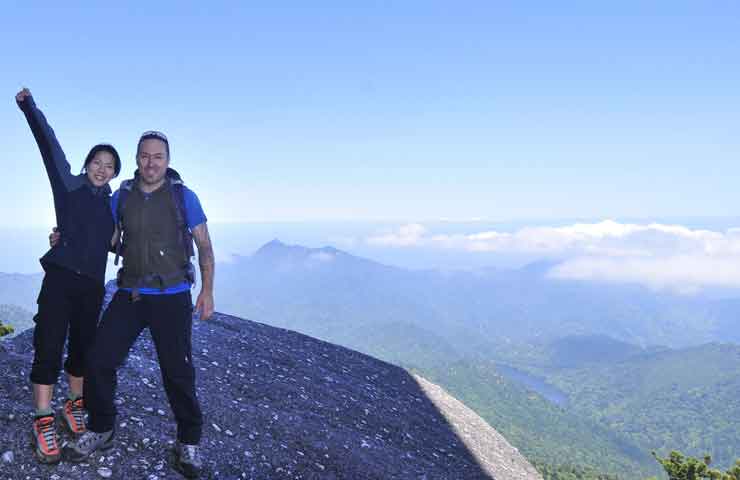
left=252, top=239, right=354, bottom=264
left=257, top=238, right=289, bottom=251
left=252, top=239, right=304, bottom=259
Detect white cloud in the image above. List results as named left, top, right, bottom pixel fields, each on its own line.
left=548, top=255, right=740, bottom=294
left=367, top=224, right=429, bottom=247
left=365, top=220, right=740, bottom=292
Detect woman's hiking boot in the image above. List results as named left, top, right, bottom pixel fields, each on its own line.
left=61, top=397, right=86, bottom=434
left=31, top=414, right=61, bottom=464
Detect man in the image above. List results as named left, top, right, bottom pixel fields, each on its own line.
left=65, top=131, right=215, bottom=479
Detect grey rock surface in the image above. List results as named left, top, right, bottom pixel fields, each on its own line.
left=1, top=288, right=540, bottom=479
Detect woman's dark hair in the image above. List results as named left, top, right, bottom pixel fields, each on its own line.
left=82, top=144, right=122, bottom=178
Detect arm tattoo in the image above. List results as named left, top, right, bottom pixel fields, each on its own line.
left=192, top=223, right=215, bottom=294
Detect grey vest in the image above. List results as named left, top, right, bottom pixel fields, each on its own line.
left=118, top=180, right=190, bottom=290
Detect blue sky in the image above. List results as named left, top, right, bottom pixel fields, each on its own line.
left=2, top=1, right=740, bottom=227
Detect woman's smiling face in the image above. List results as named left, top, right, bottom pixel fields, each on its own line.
left=86, top=150, right=116, bottom=187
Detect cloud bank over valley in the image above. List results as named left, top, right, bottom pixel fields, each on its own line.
left=367, top=220, right=740, bottom=293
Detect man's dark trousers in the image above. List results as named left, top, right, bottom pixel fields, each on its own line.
left=84, top=290, right=203, bottom=444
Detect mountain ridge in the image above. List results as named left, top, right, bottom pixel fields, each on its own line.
left=225, top=239, right=740, bottom=349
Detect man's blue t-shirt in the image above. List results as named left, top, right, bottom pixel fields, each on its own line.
left=111, top=186, right=207, bottom=295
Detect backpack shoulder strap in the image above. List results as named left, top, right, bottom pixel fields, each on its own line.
left=113, top=180, right=134, bottom=266
left=169, top=181, right=195, bottom=259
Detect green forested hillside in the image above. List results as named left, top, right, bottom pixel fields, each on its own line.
left=0, top=321, right=12, bottom=337
left=545, top=343, right=740, bottom=471
left=534, top=462, right=620, bottom=480
left=0, top=304, right=34, bottom=336
left=412, top=361, right=658, bottom=478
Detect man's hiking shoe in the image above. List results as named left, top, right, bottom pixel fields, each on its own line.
left=31, top=415, right=61, bottom=464
left=173, top=442, right=202, bottom=479
left=64, top=429, right=114, bottom=462
left=61, top=397, right=86, bottom=434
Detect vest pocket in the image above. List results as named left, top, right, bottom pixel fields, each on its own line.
left=146, top=241, right=187, bottom=287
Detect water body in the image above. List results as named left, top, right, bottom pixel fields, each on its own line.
left=495, top=364, right=569, bottom=407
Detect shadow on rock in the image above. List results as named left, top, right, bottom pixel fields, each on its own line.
left=1, top=304, right=540, bottom=479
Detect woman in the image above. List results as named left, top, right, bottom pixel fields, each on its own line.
left=16, top=88, right=120, bottom=464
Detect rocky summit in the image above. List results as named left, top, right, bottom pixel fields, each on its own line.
left=0, top=295, right=541, bottom=479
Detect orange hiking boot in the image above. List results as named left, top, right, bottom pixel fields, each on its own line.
left=62, top=397, right=86, bottom=434
left=31, top=415, right=61, bottom=464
